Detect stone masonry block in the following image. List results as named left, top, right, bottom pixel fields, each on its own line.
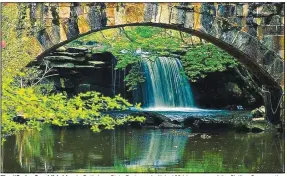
left=143, top=3, right=154, bottom=22
left=184, top=11, right=194, bottom=29
left=219, top=28, right=240, bottom=46
left=240, top=37, right=269, bottom=62
left=262, top=25, right=284, bottom=35
left=262, top=51, right=277, bottom=67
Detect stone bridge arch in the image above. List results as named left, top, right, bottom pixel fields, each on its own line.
left=16, top=2, right=284, bottom=123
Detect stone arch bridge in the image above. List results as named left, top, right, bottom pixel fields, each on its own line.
left=14, top=2, right=285, bottom=123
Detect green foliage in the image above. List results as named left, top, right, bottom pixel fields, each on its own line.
left=124, top=63, right=145, bottom=91
left=1, top=4, right=145, bottom=142
left=73, top=26, right=238, bottom=90
left=2, top=84, right=145, bottom=137
left=181, top=44, right=238, bottom=82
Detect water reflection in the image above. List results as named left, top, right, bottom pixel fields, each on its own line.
left=3, top=126, right=284, bottom=173
left=121, top=129, right=189, bottom=167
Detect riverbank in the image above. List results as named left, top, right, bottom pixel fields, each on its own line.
left=46, top=110, right=283, bottom=134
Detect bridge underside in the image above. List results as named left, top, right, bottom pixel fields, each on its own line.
left=36, top=23, right=283, bottom=89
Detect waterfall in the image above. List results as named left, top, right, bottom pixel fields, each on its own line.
left=135, top=57, right=195, bottom=109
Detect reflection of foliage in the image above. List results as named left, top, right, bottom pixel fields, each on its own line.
left=15, top=126, right=54, bottom=169
left=179, top=152, right=248, bottom=172
left=10, top=127, right=284, bottom=173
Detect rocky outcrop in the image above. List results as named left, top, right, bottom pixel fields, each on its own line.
left=182, top=115, right=280, bottom=133
left=30, top=46, right=126, bottom=97
left=128, top=111, right=183, bottom=129
left=43, top=46, right=109, bottom=68
left=183, top=117, right=232, bottom=131
left=191, top=68, right=264, bottom=109
left=116, top=110, right=281, bottom=132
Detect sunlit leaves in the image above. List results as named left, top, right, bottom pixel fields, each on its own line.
left=181, top=44, right=238, bottom=82
left=2, top=84, right=145, bottom=139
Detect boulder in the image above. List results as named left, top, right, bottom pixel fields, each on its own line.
left=251, top=106, right=265, bottom=118
left=128, top=111, right=185, bottom=129
left=233, top=118, right=276, bottom=133
left=130, top=111, right=170, bottom=126
left=248, top=120, right=270, bottom=132
left=184, top=117, right=232, bottom=130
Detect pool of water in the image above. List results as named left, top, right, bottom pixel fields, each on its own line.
left=2, top=124, right=284, bottom=173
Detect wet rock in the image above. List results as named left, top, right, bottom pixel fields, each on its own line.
left=130, top=111, right=170, bottom=126
left=183, top=117, right=201, bottom=127
left=129, top=111, right=184, bottom=129
left=159, top=121, right=183, bottom=129
left=248, top=120, right=270, bottom=132
left=234, top=118, right=274, bottom=133
left=183, top=117, right=231, bottom=130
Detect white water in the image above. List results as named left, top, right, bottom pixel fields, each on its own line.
left=135, top=57, right=195, bottom=109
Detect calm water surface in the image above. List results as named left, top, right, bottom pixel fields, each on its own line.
left=2, top=125, right=284, bottom=173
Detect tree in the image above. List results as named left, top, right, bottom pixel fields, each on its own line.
left=1, top=4, right=145, bottom=142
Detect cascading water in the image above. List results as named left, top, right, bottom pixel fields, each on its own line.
left=134, top=57, right=195, bottom=110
